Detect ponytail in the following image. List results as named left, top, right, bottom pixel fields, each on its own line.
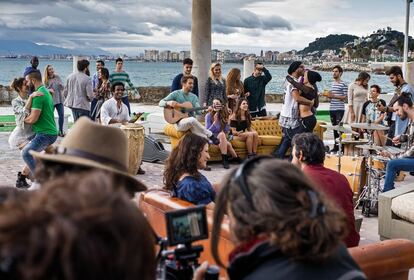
left=10, top=77, right=25, bottom=93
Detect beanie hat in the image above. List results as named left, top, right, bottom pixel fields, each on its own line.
left=307, top=70, right=322, bottom=84
left=287, top=61, right=302, bottom=75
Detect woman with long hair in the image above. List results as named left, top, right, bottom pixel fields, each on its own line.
left=195, top=157, right=365, bottom=280
left=346, top=71, right=370, bottom=124
left=230, top=98, right=259, bottom=158
left=205, top=98, right=239, bottom=169
left=205, top=62, right=227, bottom=106
left=286, top=70, right=322, bottom=132
left=91, top=67, right=111, bottom=121
left=8, top=78, right=43, bottom=188
left=44, top=65, right=65, bottom=136
left=226, top=68, right=244, bottom=112
left=163, top=134, right=216, bottom=205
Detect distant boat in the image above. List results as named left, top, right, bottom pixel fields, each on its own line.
left=5, top=55, right=17, bottom=59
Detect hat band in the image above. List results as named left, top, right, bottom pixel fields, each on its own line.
left=54, top=146, right=128, bottom=172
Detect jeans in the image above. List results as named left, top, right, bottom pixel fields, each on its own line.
left=121, top=96, right=131, bottom=115
left=250, top=109, right=267, bottom=118
left=71, top=108, right=90, bottom=122
left=330, top=110, right=345, bottom=150
left=22, top=133, right=57, bottom=175
left=90, top=98, right=98, bottom=120
left=301, top=115, right=316, bottom=133
left=383, top=157, right=414, bottom=192
left=275, top=125, right=305, bottom=159
left=55, top=103, right=64, bottom=134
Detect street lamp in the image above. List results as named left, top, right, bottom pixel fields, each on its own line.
left=403, top=0, right=413, bottom=76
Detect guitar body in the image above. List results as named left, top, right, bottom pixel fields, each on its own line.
left=163, top=102, right=208, bottom=124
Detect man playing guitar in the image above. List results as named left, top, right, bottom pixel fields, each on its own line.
left=380, top=93, right=414, bottom=192
left=159, top=75, right=219, bottom=144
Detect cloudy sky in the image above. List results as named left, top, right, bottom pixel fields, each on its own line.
left=0, top=0, right=411, bottom=55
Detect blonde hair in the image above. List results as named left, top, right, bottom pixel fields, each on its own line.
left=209, top=62, right=224, bottom=84
left=43, top=64, right=53, bottom=86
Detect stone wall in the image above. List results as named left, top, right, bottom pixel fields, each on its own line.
left=0, top=84, right=331, bottom=105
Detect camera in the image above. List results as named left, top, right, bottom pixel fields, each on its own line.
left=156, top=206, right=218, bottom=280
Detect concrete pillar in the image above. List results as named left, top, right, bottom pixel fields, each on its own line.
left=243, top=57, right=255, bottom=81
left=405, top=61, right=414, bottom=86
left=191, top=0, right=211, bottom=105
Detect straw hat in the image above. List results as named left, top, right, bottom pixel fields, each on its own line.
left=30, top=117, right=147, bottom=193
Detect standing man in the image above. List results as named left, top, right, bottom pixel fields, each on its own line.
left=23, top=56, right=40, bottom=95
left=378, top=66, right=414, bottom=146
left=171, top=58, right=199, bottom=97
left=381, top=93, right=414, bottom=192
left=22, top=70, right=58, bottom=175
left=64, top=59, right=94, bottom=122
left=326, top=65, right=348, bottom=152
left=291, top=133, right=360, bottom=247
left=243, top=61, right=272, bottom=117
left=109, top=58, right=136, bottom=115
left=276, top=61, right=313, bottom=159
left=91, top=60, right=105, bottom=118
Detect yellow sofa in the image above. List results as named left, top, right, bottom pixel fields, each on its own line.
left=164, top=119, right=326, bottom=161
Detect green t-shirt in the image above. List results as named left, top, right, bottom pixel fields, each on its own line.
left=31, top=85, right=58, bottom=135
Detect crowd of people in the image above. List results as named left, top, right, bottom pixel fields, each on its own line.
left=5, top=55, right=414, bottom=279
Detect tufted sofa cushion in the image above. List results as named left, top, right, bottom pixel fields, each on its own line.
left=391, top=193, right=414, bottom=224
left=252, top=119, right=281, bottom=135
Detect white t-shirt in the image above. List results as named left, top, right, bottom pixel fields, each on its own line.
left=100, top=98, right=131, bottom=126
left=279, top=76, right=301, bottom=129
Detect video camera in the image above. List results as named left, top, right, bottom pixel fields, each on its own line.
left=156, top=206, right=219, bottom=280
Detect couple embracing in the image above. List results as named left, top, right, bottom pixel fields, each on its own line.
left=276, top=61, right=322, bottom=158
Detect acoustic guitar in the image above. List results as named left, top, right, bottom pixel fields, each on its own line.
left=164, top=102, right=208, bottom=124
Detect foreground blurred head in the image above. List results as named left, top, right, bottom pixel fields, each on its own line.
left=0, top=171, right=156, bottom=280
left=211, top=157, right=347, bottom=267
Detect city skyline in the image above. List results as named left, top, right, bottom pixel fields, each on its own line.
left=0, top=0, right=411, bottom=55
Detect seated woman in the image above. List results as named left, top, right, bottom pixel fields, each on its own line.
left=205, top=98, right=240, bottom=169
left=229, top=98, right=259, bottom=158
left=195, top=157, right=366, bottom=280
left=286, top=70, right=321, bottom=132
left=163, top=133, right=216, bottom=205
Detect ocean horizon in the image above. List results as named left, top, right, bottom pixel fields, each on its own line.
left=0, top=58, right=396, bottom=94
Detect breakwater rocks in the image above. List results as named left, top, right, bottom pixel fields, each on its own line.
left=312, top=63, right=371, bottom=72
left=1, top=84, right=331, bottom=105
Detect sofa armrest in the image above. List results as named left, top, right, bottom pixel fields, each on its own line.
left=349, top=239, right=414, bottom=279
left=379, top=185, right=414, bottom=239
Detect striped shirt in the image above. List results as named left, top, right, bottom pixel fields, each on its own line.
left=109, top=71, right=134, bottom=98
left=330, top=81, right=348, bottom=111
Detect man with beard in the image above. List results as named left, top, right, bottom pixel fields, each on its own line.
left=100, top=82, right=131, bottom=125
left=380, top=93, right=414, bottom=192
left=378, top=66, right=414, bottom=146
left=22, top=69, right=58, bottom=176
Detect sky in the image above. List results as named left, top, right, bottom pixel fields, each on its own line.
left=0, top=0, right=412, bottom=55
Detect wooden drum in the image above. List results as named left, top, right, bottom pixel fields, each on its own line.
left=324, top=155, right=366, bottom=194
left=120, top=123, right=145, bottom=175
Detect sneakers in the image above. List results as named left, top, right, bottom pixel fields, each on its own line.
left=204, top=166, right=212, bottom=171
left=209, top=134, right=220, bottom=145
left=247, top=153, right=257, bottom=159
left=15, top=172, right=29, bottom=189
left=137, top=166, right=146, bottom=175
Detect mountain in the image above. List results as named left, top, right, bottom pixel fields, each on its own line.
left=0, top=40, right=111, bottom=56
left=299, top=34, right=358, bottom=55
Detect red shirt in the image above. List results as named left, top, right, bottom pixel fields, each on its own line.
left=303, top=164, right=360, bottom=248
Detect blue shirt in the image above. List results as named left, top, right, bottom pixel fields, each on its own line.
left=173, top=174, right=215, bottom=205
left=92, top=72, right=99, bottom=91
left=171, top=73, right=199, bottom=97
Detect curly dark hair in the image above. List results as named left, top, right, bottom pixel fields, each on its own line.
left=233, top=98, right=252, bottom=129
left=0, top=171, right=156, bottom=280
left=210, top=98, right=229, bottom=132
left=163, top=133, right=209, bottom=191
left=292, top=133, right=325, bottom=165
left=211, top=158, right=347, bottom=267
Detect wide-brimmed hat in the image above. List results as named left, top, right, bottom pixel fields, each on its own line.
left=30, top=117, right=147, bottom=193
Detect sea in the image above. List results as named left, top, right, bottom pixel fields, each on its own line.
left=0, top=58, right=395, bottom=94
